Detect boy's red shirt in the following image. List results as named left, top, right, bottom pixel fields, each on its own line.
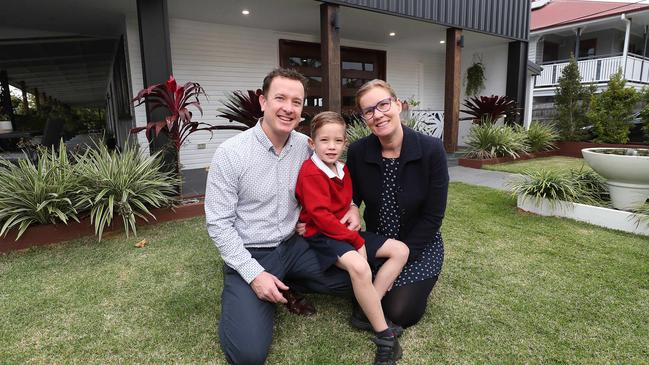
left=295, top=159, right=365, bottom=249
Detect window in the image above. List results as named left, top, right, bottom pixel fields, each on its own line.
left=279, top=39, right=386, bottom=115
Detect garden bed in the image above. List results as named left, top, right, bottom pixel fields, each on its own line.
left=459, top=141, right=649, bottom=169
left=0, top=201, right=205, bottom=254
left=459, top=150, right=559, bottom=169
left=517, top=196, right=649, bottom=237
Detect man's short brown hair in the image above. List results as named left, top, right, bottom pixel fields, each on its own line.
left=262, top=68, right=308, bottom=97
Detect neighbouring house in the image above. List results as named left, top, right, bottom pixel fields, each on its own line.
left=1, top=0, right=530, bottom=193
left=527, top=0, right=649, bottom=125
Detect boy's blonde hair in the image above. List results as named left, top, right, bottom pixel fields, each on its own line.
left=310, top=111, right=346, bottom=138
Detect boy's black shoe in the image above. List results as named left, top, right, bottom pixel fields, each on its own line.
left=372, top=335, right=402, bottom=365
left=350, top=307, right=404, bottom=337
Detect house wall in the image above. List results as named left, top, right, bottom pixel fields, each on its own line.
left=458, top=43, right=509, bottom=146
left=165, top=18, right=454, bottom=170
left=124, top=16, right=509, bottom=167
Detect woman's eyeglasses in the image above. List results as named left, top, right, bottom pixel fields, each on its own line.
left=361, top=97, right=394, bottom=121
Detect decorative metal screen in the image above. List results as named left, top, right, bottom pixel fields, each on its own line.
left=411, top=110, right=444, bottom=139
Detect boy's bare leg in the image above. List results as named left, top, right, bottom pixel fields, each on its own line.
left=336, top=251, right=388, bottom=332
left=373, top=239, right=409, bottom=298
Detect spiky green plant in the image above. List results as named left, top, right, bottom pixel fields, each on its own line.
left=0, top=143, right=89, bottom=239
left=510, top=168, right=608, bottom=208
left=76, top=143, right=177, bottom=241
left=524, top=121, right=559, bottom=152
left=464, top=123, right=529, bottom=159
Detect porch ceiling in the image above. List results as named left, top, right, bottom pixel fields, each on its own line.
left=0, top=0, right=130, bottom=107
left=168, top=0, right=507, bottom=52
left=0, top=37, right=118, bottom=106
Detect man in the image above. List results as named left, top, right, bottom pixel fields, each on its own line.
left=205, top=68, right=359, bottom=365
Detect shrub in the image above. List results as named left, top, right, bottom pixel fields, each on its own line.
left=510, top=168, right=608, bottom=207
left=587, top=70, right=639, bottom=143
left=464, top=123, right=529, bottom=159
left=76, top=143, right=177, bottom=241
left=460, top=95, right=518, bottom=124
left=553, top=55, right=595, bottom=141
left=0, top=144, right=89, bottom=239
left=524, top=121, right=559, bottom=152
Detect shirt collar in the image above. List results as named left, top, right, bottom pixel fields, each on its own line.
left=311, top=153, right=345, bottom=179
left=254, top=118, right=295, bottom=154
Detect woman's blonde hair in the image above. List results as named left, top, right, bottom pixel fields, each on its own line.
left=355, top=79, right=398, bottom=109
left=309, top=111, right=346, bottom=138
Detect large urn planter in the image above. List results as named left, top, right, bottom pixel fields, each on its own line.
left=582, top=148, right=649, bottom=210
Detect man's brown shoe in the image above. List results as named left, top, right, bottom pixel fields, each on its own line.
left=281, top=289, right=316, bottom=316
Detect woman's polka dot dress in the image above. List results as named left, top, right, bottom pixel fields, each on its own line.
left=377, top=157, right=444, bottom=288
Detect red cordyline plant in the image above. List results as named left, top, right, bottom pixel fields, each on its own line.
left=217, top=89, right=263, bottom=127
left=460, top=95, right=519, bottom=125
left=132, top=76, right=248, bottom=153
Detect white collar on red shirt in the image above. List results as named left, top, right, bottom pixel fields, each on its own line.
left=311, top=153, right=345, bottom=179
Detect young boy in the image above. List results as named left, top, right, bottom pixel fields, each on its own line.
left=295, top=111, right=409, bottom=365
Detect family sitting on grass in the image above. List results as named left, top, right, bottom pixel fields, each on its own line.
left=205, top=68, right=449, bottom=365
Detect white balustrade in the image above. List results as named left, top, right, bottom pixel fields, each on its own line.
left=535, top=54, right=649, bottom=87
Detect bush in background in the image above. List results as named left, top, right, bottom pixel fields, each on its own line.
left=76, top=143, right=177, bottom=241
left=464, top=123, right=529, bottom=159
left=587, top=70, right=639, bottom=144
left=553, top=56, right=595, bottom=141
left=524, top=121, right=559, bottom=152
left=0, top=144, right=89, bottom=239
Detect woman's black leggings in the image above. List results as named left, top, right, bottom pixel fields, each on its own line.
left=382, top=275, right=439, bottom=328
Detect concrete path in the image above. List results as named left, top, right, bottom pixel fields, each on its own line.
left=448, top=166, right=518, bottom=191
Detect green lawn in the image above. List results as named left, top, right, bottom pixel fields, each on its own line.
left=2, top=183, right=648, bottom=364
left=484, top=156, right=591, bottom=174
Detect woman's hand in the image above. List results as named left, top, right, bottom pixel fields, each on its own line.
left=295, top=222, right=306, bottom=236
left=340, top=205, right=361, bottom=231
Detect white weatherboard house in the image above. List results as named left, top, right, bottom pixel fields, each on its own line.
left=1, top=0, right=531, bottom=193
left=528, top=0, right=649, bottom=123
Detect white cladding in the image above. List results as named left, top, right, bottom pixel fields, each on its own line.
left=126, top=17, right=509, bottom=168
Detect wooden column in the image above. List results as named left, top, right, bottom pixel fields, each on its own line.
left=20, top=81, right=28, bottom=111
left=320, top=3, right=341, bottom=113
left=443, top=28, right=462, bottom=153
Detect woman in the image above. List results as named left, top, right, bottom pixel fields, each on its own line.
left=346, top=79, right=449, bottom=328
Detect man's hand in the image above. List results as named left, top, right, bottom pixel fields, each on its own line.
left=295, top=222, right=306, bottom=236
left=340, top=204, right=361, bottom=231
left=250, top=272, right=289, bottom=303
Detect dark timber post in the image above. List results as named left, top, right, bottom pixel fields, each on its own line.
left=320, top=3, right=341, bottom=113
left=137, top=0, right=176, bottom=178
left=20, top=81, right=28, bottom=111
left=34, top=88, right=40, bottom=110
left=443, top=28, right=462, bottom=153
left=574, top=28, right=582, bottom=59
left=506, top=41, right=528, bottom=125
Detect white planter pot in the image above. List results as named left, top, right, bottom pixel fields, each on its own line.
left=517, top=196, right=649, bottom=237
left=582, top=148, right=649, bottom=210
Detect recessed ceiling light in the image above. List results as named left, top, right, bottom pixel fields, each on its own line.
left=242, top=9, right=250, bottom=15
left=389, top=32, right=396, bottom=37
left=440, top=40, right=446, bottom=44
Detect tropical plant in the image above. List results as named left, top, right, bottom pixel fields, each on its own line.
left=524, top=121, right=559, bottom=152
left=510, top=168, right=607, bottom=208
left=587, top=70, right=639, bottom=143
left=553, top=55, right=596, bottom=141
left=464, top=123, right=529, bottom=159
left=460, top=95, right=518, bottom=124
left=76, top=142, right=177, bottom=241
left=465, top=61, right=486, bottom=97
left=217, top=89, right=264, bottom=128
left=131, top=76, right=248, bottom=178
left=0, top=143, right=89, bottom=239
